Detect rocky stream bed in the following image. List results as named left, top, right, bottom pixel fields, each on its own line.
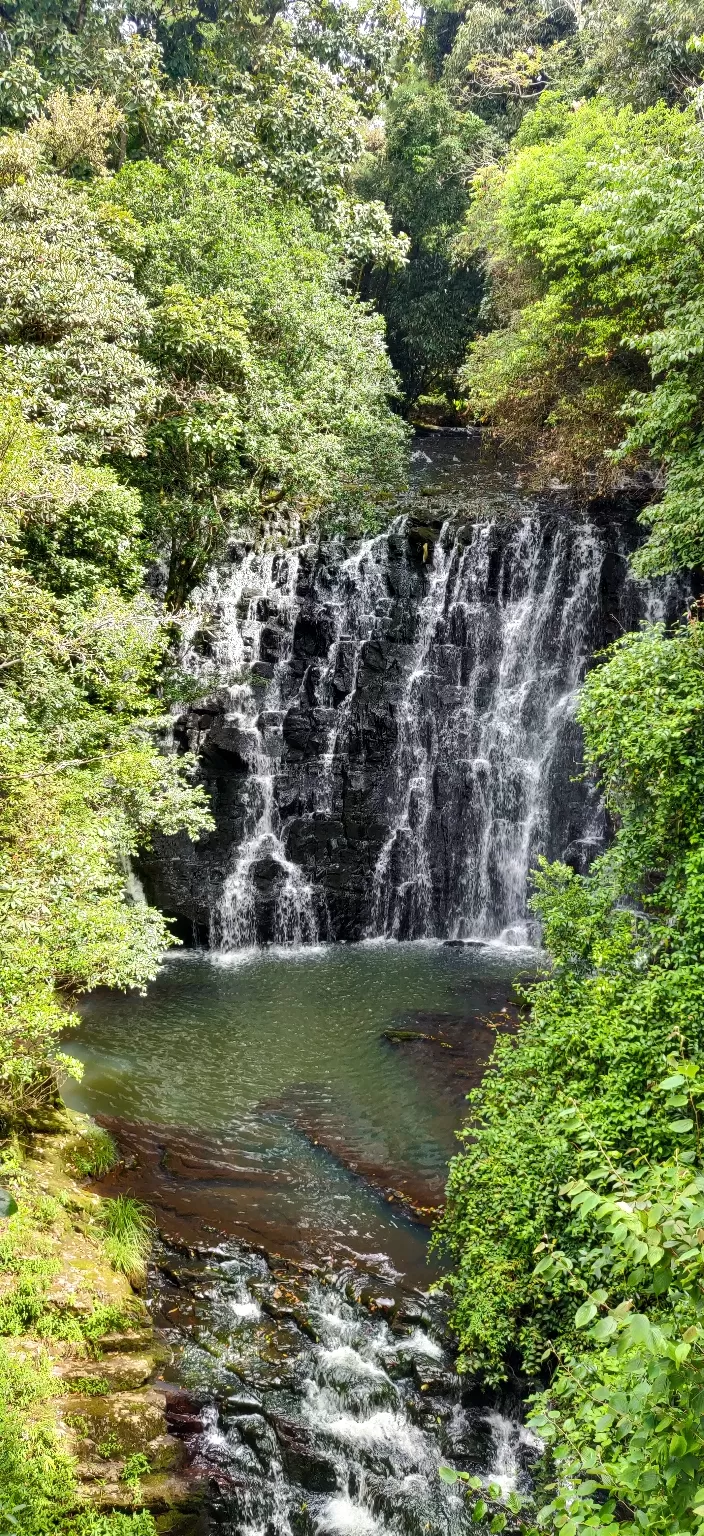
left=143, top=1229, right=541, bottom=1536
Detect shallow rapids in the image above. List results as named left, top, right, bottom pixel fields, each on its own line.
left=151, top=1239, right=540, bottom=1536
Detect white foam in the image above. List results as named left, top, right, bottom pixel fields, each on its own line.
left=316, top=1495, right=380, bottom=1535
left=323, top=1410, right=426, bottom=1463
left=485, top=1411, right=542, bottom=1497
left=397, top=1328, right=443, bottom=1359
left=229, top=1297, right=262, bottom=1320
left=318, top=1346, right=389, bottom=1382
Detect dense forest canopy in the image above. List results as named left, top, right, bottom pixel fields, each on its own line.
left=4, top=0, right=704, bottom=1532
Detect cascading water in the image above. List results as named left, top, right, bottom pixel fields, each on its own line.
left=144, top=436, right=683, bottom=948
left=153, top=1239, right=541, bottom=1536
left=371, top=516, right=606, bottom=943
left=194, top=551, right=320, bottom=948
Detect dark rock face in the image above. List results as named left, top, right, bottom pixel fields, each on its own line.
left=140, top=494, right=677, bottom=947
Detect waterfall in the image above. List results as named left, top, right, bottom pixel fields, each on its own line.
left=370, top=517, right=606, bottom=943
left=146, top=444, right=681, bottom=949
left=191, top=549, right=320, bottom=949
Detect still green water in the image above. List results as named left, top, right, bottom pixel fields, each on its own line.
left=66, top=941, right=534, bottom=1285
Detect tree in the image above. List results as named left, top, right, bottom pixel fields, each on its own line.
left=355, top=72, right=490, bottom=408
left=0, top=396, right=213, bottom=1123
left=579, top=0, right=704, bottom=109
left=0, top=123, right=157, bottom=463
left=441, top=0, right=579, bottom=132
left=456, top=92, right=704, bottom=574
left=99, top=155, right=408, bottom=606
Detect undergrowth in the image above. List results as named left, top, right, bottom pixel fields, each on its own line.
left=0, top=1138, right=156, bottom=1535
left=0, top=1341, right=156, bottom=1536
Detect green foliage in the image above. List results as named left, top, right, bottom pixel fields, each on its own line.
left=579, top=0, right=704, bottom=109
left=0, top=1335, right=156, bottom=1535
left=0, top=1161, right=152, bottom=1536
left=526, top=1071, right=704, bottom=1534
left=0, top=145, right=214, bottom=1123
left=437, top=600, right=704, bottom=1518
left=438, top=1465, right=528, bottom=1530
left=458, top=91, right=704, bottom=572
left=286, top=0, right=413, bottom=110
left=98, top=1196, right=154, bottom=1287
left=67, top=1519, right=156, bottom=1536
left=121, top=1452, right=151, bottom=1496
left=66, top=1518, right=156, bottom=1535
left=425, top=0, right=704, bottom=124
left=0, top=0, right=410, bottom=212
left=0, top=1180, right=137, bottom=1342
left=98, top=155, right=408, bottom=604
left=0, top=1340, right=77, bottom=1536
left=64, top=1128, right=118, bottom=1181
left=438, top=0, right=579, bottom=133
left=0, top=127, right=157, bottom=464
left=355, top=73, right=489, bottom=405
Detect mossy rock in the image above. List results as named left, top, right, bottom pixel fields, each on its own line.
left=62, top=1387, right=180, bottom=1463
left=55, top=1352, right=155, bottom=1392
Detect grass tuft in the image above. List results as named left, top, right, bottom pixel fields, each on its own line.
left=98, top=1196, right=154, bottom=1287
left=64, top=1129, right=119, bottom=1181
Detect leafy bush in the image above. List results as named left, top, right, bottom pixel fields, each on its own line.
left=0, top=1339, right=156, bottom=1536
left=528, top=1066, right=704, bottom=1535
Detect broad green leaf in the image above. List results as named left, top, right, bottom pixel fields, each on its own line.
left=0, top=1189, right=17, bottom=1219
left=625, top=1313, right=655, bottom=1350
left=591, top=1315, right=618, bottom=1341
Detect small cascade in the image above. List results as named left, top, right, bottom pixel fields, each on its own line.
left=483, top=1411, right=543, bottom=1498
left=153, top=1240, right=541, bottom=1536
left=145, top=439, right=685, bottom=947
